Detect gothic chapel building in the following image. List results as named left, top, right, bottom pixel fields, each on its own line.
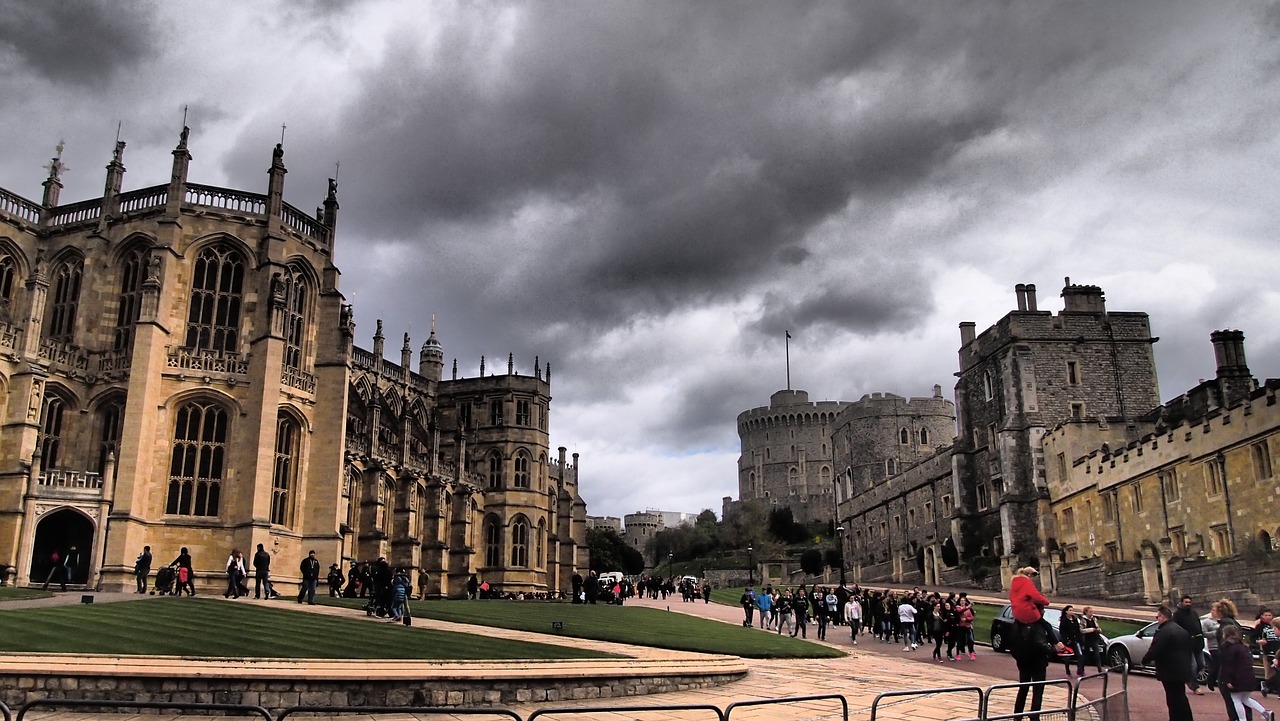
left=0, top=131, right=587, bottom=596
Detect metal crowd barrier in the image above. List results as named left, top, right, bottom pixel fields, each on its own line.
left=15, top=699, right=273, bottom=721
left=279, top=706, right=521, bottom=721
left=7, top=668, right=1128, bottom=721
left=982, top=678, right=1074, bottom=721
left=527, top=703, right=724, bottom=720
left=725, top=693, right=849, bottom=721
left=1071, top=663, right=1130, bottom=721
left=869, top=685, right=985, bottom=721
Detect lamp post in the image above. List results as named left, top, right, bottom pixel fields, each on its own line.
left=747, top=546, right=754, bottom=585
left=835, top=525, right=847, bottom=586
left=667, top=552, right=674, bottom=579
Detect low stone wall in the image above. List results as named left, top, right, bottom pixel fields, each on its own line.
left=0, top=671, right=747, bottom=712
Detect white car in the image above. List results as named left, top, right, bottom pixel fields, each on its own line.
left=1104, top=613, right=1262, bottom=683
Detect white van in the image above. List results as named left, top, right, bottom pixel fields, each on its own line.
left=598, top=571, right=624, bottom=586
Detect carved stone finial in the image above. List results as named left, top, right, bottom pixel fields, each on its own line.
left=112, top=140, right=126, bottom=164
left=178, top=126, right=189, bottom=149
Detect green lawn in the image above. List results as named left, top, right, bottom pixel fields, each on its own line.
left=322, top=598, right=843, bottom=659
left=0, top=587, right=53, bottom=602
left=0, top=597, right=610, bottom=660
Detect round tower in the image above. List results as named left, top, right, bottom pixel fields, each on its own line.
left=419, top=316, right=444, bottom=383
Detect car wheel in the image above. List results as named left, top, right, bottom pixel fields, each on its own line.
left=992, top=629, right=1005, bottom=653
left=1106, top=645, right=1129, bottom=668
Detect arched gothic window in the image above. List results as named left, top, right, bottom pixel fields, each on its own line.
left=113, top=246, right=147, bottom=351
left=899, top=428, right=909, bottom=445
left=96, top=396, right=125, bottom=476
left=920, top=427, right=930, bottom=446
left=513, top=452, right=530, bottom=488
left=488, top=452, right=503, bottom=488
left=537, top=519, right=546, bottom=568
left=484, top=519, right=502, bottom=567
left=46, top=256, right=83, bottom=342
left=38, top=393, right=67, bottom=470
left=511, top=517, right=529, bottom=567
left=281, top=267, right=308, bottom=370
left=166, top=401, right=227, bottom=516
left=185, top=243, right=245, bottom=352
left=271, top=414, right=299, bottom=526
left=0, top=254, right=17, bottom=321
left=885, top=458, right=897, bottom=477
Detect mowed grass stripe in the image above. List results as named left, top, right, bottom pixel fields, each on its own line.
left=320, top=599, right=843, bottom=659
left=0, top=598, right=611, bottom=660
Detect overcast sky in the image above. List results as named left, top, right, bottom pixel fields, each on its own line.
left=2, top=1, right=1278, bottom=521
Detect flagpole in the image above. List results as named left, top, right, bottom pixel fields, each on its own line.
left=785, top=331, right=791, bottom=390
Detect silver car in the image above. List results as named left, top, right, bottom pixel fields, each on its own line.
left=1104, top=613, right=1262, bottom=683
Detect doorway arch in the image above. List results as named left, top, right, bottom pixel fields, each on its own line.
left=30, top=508, right=94, bottom=586
left=924, top=546, right=938, bottom=585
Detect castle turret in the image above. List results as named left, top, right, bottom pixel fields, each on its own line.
left=1060, top=278, right=1106, bottom=314
left=419, top=317, right=444, bottom=383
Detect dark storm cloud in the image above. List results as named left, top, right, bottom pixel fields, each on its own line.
left=751, top=277, right=930, bottom=339
left=268, top=1, right=1026, bottom=341
left=0, top=0, right=158, bottom=85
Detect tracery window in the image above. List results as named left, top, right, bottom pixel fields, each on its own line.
left=185, top=242, right=245, bottom=352
left=515, top=399, right=530, bottom=426
left=513, top=452, right=530, bottom=488
left=511, top=517, right=529, bottom=567
left=0, top=254, right=17, bottom=320
left=38, top=394, right=66, bottom=469
left=484, top=519, right=502, bottom=567
left=488, top=452, right=503, bottom=488
left=166, top=401, right=227, bottom=516
left=113, top=246, right=146, bottom=351
left=271, top=414, right=299, bottom=526
left=96, top=397, right=125, bottom=476
left=46, top=256, right=83, bottom=342
left=281, top=267, right=308, bottom=370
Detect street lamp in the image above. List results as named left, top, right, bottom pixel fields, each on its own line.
left=667, top=552, right=674, bottom=578
left=835, top=525, right=847, bottom=586
left=747, top=546, right=754, bottom=585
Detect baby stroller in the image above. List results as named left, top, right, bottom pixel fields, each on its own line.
left=153, top=566, right=176, bottom=595
left=364, top=588, right=392, bottom=618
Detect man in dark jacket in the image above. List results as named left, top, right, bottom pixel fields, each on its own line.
left=253, top=544, right=277, bottom=599
left=298, top=550, right=321, bottom=605
left=1143, top=605, right=1195, bottom=721
left=1173, top=595, right=1206, bottom=694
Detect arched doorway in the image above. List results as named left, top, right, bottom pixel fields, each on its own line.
left=30, top=508, right=94, bottom=587
left=924, top=546, right=937, bottom=585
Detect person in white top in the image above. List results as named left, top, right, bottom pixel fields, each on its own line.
left=846, top=595, right=863, bottom=644
left=899, top=598, right=919, bottom=650
left=224, top=549, right=247, bottom=599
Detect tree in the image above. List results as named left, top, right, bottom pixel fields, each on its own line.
left=586, top=527, right=645, bottom=575
left=800, top=548, right=824, bottom=576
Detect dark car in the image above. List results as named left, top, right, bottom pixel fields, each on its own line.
left=990, top=605, right=1106, bottom=661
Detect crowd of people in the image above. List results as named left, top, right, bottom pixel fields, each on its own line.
left=737, top=582, right=981, bottom=649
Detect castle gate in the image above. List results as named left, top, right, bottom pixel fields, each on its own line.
left=29, top=508, right=93, bottom=587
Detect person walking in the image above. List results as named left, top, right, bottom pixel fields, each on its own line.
left=1080, top=606, right=1106, bottom=673
left=1220, top=624, right=1273, bottom=721
left=171, top=547, right=195, bottom=596
left=1210, top=598, right=1247, bottom=721
left=756, top=585, right=773, bottom=629
left=1143, top=605, right=1195, bottom=721
left=899, top=595, right=919, bottom=651
left=740, top=586, right=756, bottom=628
left=1059, top=605, right=1085, bottom=680
left=298, top=549, right=321, bottom=605
left=1173, top=595, right=1207, bottom=694
left=846, top=593, right=863, bottom=644
left=134, top=546, right=152, bottom=594
left=957, top=597, right=977, bottom=661
left=1255, top=608, right=1278, bottom=696
left=223, top=549, right=246, bottom=598
left=252, top=544, right=275, bottom=599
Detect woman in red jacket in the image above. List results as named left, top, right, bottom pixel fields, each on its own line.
left=1010, top=566, right=1049, bottom=623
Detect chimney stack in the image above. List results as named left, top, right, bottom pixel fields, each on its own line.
left=959, top=322, right=976, bottom=347
left=1015, top=284, right=1027, bottom=311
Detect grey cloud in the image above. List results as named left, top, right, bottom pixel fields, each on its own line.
left=0, top=0, right=158, bottom=85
